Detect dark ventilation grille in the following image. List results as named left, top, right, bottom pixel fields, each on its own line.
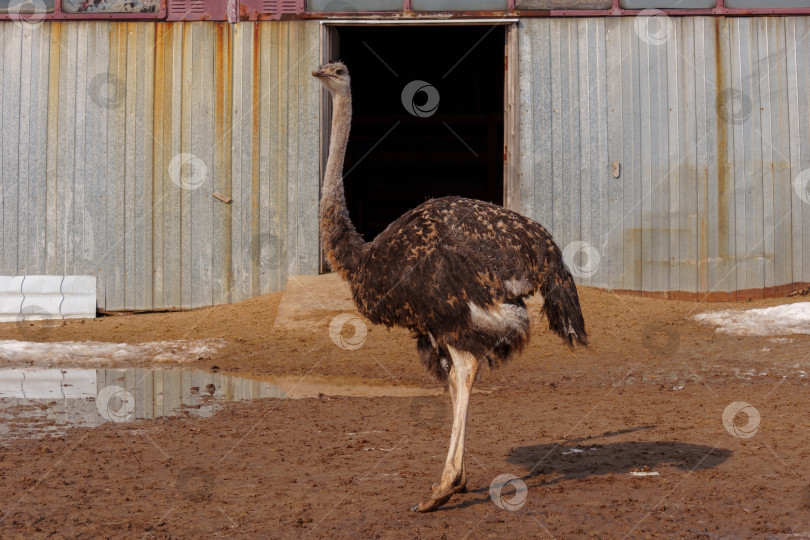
left=167, top=0, right=227, bottom=20
left=240, top=0, right=300, bottom=19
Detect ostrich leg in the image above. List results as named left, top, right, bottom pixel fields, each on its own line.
left=413, top=346, right=479, bottom=512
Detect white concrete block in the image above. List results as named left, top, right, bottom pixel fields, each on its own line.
left=61, top=276, right=97, bottom=319
left=0, top=275, right=97, bottom=322
left=0, top=276, right=25, bottom=322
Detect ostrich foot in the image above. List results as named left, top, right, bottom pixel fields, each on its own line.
left=413, top=470, right=466, bottom=512
left=430, top=467, right=467, bottom=494
left=411, top=484, right=456, bottom=512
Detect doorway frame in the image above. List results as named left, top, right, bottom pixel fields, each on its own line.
left=318, top=19, right=520, bottom=273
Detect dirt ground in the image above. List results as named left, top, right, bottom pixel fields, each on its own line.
left=1, top=278, right=810, bottom=538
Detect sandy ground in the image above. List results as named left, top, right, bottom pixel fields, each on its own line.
left=1, top=275, right=810, bottom=538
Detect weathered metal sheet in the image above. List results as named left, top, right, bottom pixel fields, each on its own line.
left=0, top=20, right=320, bottom=310
left=520, top=16, right=810, bottom=297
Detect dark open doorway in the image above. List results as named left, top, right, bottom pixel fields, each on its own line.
left=327, top=24, right=506, bottom=242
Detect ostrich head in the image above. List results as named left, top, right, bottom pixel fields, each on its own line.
left=312, top=62, right=350, bottom=95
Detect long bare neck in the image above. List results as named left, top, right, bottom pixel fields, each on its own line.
left=320, top=90, right=366, bottom=279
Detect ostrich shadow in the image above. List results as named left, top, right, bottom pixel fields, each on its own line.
left=442, top=428, right=732, bottom=510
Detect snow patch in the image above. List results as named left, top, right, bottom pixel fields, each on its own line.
left=0, top=339, right=225, bottom=365
left=694, top=302, right=810, bottom=336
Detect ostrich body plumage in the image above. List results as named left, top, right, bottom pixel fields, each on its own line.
left=313, top=62, right=587, bottom=512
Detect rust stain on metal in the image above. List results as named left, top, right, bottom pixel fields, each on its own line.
left=215, top=23, right=234, bottom=299
left=714, top=17, right=730, bottom=266
left=250, top=23, right=262, bottom=292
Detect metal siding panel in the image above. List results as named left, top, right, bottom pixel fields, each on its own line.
left=758, top=19, right=776, bottom=290
left=667, top=18, right=684, bottom=293
left=179, top=22, right=194, bottom=308
left=190, top=23, right=214, bottom=308
left=577, top=20, right=591, bottom=287
left=592, top=19, right=609, bottom=289
left=638, top=20, right=653, bottom=292
left=86, top=24, right=109, bottom=306
left=45, top=25, right=61, bottom=277
left=694, top=20, right=704, bottom=293
left=229, top=23, right=244, bottom=303
left=534, top=21, right=554, bottom=229
left=769, top=20, right=792, bottom=290
left=267, top=23, right=284, bottom=296
left=2, top=25, right=22, bottom=275
left=518, top=21, right=534, bottom=219
left=792, top=20, right=810, bottom=283
left=107, top=23, right=128, bottom=309
left=286, top=22, right=301, bottom=282
left=0, top=25, right=5, bottom=275
left=134, top=23, right=155, bottom=309
left=605, top=18, right=624, bottom=290
left=625, top=18, right=643, bottom=291
left=297, top=22, right=321, bottom=279
left=18, top=25, right=33, bottom=276
left=152, top=23, right=167, bottom=309
left=31, top=26, right=51, bottom=277
left=164, top=22, right=184, bottom=309
left=213, top=23, right=233, bottom=305
left=73, top=23, right=88, bottom=279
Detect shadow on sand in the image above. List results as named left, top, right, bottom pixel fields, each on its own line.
left=439, top=428, right=731, bottom=511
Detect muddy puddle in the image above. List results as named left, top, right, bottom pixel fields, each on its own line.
left=0, top=368, right=440, bottom=442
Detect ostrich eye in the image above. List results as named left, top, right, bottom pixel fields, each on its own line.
left=335, top=69, right=345, bottom=76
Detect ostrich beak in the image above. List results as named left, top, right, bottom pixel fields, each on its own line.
left=312, top=70, right=326, bottom=79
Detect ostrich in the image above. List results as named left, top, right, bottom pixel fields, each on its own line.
left=312, top=62, right=587, bottom=512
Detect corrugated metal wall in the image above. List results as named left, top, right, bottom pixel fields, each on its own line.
left=0, top=21, right=320, bottom=310
left=520, top=17, right=810, bottom=298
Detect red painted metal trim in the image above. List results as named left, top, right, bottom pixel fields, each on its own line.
left=0, top=0, right=167, bottom=20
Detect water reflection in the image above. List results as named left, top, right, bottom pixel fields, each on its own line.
left=0, top=369, right=439, bottom=442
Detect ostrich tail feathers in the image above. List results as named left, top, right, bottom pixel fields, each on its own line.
left=539, top=260, right=588, bottom=347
